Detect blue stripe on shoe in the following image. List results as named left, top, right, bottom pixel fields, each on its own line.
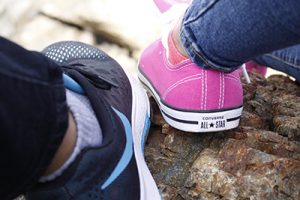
left=101, top=107, right=133, bottom=190
left=63, top=73, right=85, bottom=94
left=63, top=75, right=135, bottom=190
left=141, top=114, right=150, bottom=154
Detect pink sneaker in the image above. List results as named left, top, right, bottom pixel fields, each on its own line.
left=138, top=35, right=243, bottom=132
left=153, top=0, right=191, bottom=13
left=244, top=60, right=267, bottom=76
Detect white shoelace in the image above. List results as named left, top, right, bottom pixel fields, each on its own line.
left=242, top=63, right=251, bottom=83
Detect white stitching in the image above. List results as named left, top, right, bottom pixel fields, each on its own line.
left=225, top=74, right=240, bottom=82
left=163, top=73, right=202, bottom=98
left=162, top=43, right=195, bottom=71
left=225, top=76, right=241, bottom=83
left=204, top=70, right=207, bottom=110
left=222, top=73, right=225, bottom=108
left=201, top=70, right=204, bottom=110
left=164, top=76, right=202, bottom=100
left=218, top=73, right=222, bottom=109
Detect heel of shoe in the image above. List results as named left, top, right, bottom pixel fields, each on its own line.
left=161, top=105, right=243, bottom=132
left=138, top=69, right=243, bottom=132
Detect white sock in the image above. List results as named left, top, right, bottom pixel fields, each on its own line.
left=39, top=89, right=102, bottom=182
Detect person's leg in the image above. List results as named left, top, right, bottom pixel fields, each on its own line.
left=255, top=45, right=300, bottom=82
left=179, top=0, right=300, bottom=72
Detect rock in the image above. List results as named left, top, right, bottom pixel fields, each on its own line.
left=11, top=15, right=94, bottom=51
left=145, top=73, right=300, bottom=200
left=39, top=0, right=162, bottom=53
left=0, top=0, right=33, bottom=37
left=273, top=116, right=300, bottom=141
left=96, top=42, right=138, bottom=76
left=1, top=0, right=161, bottom=76
left=2, top=1, right=299, bottom=199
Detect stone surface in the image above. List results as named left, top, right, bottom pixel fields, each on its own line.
left=12, top=15, right=94, bottom=51
left=0, top=0, right=147, bottom=75
left=145, top=73, right=300, bottom=200
left=2, top=1, right=299, bottom=200
left=0, top=0, right=33, bottom=38
left=39, top=0, right=162, bottom=52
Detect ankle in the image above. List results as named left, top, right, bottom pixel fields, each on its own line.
left=172, top=19, right=188, bottom=57
left=167, top=22, right=189, bottom=65
left=43, top=112, right=77, bottom=176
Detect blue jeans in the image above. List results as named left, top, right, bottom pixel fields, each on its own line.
left=256, top=45, right=300, bottom=82
left=180, top=0, right=300, bottom=81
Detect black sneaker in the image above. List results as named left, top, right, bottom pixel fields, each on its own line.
left=26, top=41, right=160, bottom=200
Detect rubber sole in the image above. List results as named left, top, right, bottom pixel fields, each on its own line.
left=138, top=70, right=243, bottom=133
left=126, top=71, right=161, bottom=200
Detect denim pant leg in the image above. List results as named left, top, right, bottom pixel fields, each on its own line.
left=180, top=0, right=300, bottom=72
left=255, top=45, right=300, bottom=82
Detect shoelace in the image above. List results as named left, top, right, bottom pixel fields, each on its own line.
left=241, top=63, right=251, bottom=84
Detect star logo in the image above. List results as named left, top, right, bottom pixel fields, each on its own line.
left=209, top=122, right=215, bottom=128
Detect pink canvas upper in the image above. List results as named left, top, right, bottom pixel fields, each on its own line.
left=245, top=60, right=267, bottom=76
left=138, top=39, right=243, bottom=111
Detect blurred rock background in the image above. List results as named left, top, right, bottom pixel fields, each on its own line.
left=0, top=0, right=163, bottom=75
left=1, top=0, right=299, bottom=200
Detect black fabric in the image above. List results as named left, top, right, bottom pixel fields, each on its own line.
left=0, top=37, right=68, bottom=200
